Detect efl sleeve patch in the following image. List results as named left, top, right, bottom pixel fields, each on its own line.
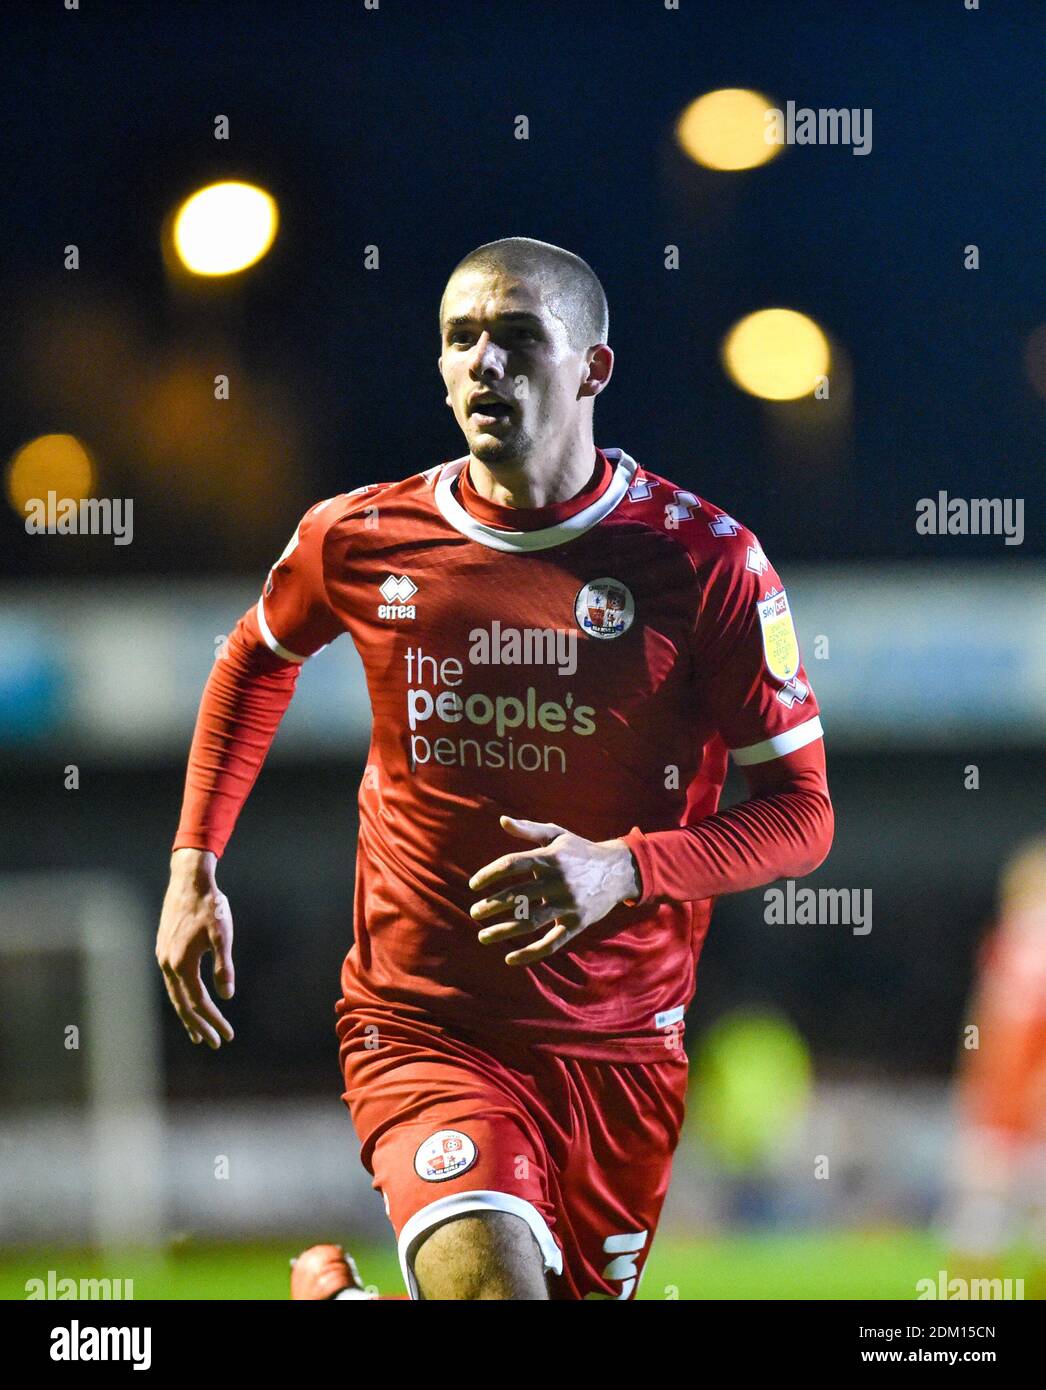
left=756, top=589, right=800, bottom=681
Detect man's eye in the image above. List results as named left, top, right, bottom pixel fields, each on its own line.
left=447, top=328, right=537, bottom=345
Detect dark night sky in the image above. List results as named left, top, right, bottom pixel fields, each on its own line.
left=2, top=0, right=1041, bottom=576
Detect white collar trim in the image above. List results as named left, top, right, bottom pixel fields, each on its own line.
left=433, top=448, right=639, bottom=552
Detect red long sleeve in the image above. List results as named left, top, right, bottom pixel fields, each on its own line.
left=621, top=739, right=834, bottom=904
left=171, top=605, right=301, bottom=858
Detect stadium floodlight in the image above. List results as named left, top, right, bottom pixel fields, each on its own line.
left=721, top=308, right=831, bottom=401
left=676, top=89, right=782, bottom=171
left=5, top=434, right=95, bottom=520
left=172, top=181, right=279, bottom=277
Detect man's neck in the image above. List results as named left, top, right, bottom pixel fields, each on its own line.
left=467, top=438, right=598, bottom=510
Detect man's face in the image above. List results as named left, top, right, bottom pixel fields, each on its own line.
left=438, top=266, right=594, bottom=465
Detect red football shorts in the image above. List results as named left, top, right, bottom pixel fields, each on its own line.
left=337, top=1011, right=688, bottom=1300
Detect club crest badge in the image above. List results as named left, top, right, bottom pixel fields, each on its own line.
left=574, top=578, right=635, bottom=640
left=414, top=1129, right=478, bottom=1182
left=756, top=588, right=800, bottom=681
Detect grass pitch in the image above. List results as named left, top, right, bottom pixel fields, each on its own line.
left=3, top=1230, right=1042, bottom=1300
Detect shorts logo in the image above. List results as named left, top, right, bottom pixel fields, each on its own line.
left=574, top=578, right=635, bottom=640
left=756, top=587, right=800, bottom=681
left=414, top=1129, right=477, bottom=1182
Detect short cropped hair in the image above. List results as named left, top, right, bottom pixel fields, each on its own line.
left=441, top=236, right=609, bottom=352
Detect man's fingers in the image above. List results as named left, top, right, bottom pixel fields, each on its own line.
left=161, top=956, right=234, bottom=1046
left=477, top=900, right=570, bottom=944
left=468, top=848, right=550, bottom=894
left=212, top=961, right=235, bottom=1002
left=161, top=966, right=221, bottom=1047
left=181, top=965, right=235, bottom=1045
left=160, top=967, right=207, bottom=1042
left=209, top=907, right=236, bottom=1001
left=499, top=815, right=569, bottom=843
left=470, top=878, right=558, bottom=923
left=505, top=920, right=578, bottom=968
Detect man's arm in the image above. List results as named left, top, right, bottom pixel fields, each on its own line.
left=157, top=496, right=349, bottom=1045
left=620, top=738, right=833, bottom=904
left=620, top=521, right=834, bottom=903
left=172, top=606, right=304, bottom=858
left=158, top=607, right=304, bottom=1045
left=469, top=741, right=832, bottom=965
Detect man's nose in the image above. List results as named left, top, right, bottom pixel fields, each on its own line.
left=468, top=331, right=507, bottom=376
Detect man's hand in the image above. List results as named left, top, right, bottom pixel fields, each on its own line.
left=155, top=848, right=235, bottom=1048
left=468, top=815, right=641, bottom=967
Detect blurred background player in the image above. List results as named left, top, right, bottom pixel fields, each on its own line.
left=942, top=836, right=1046, bottom=1295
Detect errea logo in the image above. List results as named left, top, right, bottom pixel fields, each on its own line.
left=708, top=513, right=740, bottom=537
left=378, top=574, right=417, bottom=620
left=745, top=545, right=769, bottom=575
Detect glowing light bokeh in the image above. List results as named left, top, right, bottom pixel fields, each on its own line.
left=172, top=181, right=278, bottom=276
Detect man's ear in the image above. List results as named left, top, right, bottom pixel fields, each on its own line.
left=580, top=344, right=614, bottom=398
left=438, top=356, right=454, bottom=407
left=437, top=355, right=450, bottom=406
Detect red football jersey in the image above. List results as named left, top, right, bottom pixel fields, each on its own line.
left=254, top=446, right=823, bottom=1060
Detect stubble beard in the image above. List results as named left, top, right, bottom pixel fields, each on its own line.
left=470, top=417, right=534, bottom=469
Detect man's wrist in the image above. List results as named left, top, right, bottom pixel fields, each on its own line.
left=606, top=838, right=642, bottom=905
left=170, top=846, right=218, bottom=885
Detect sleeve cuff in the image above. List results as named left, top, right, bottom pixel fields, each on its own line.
left=620, top=825, right=650, bottom=906
left=171, top=833, right=223, bottom=857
